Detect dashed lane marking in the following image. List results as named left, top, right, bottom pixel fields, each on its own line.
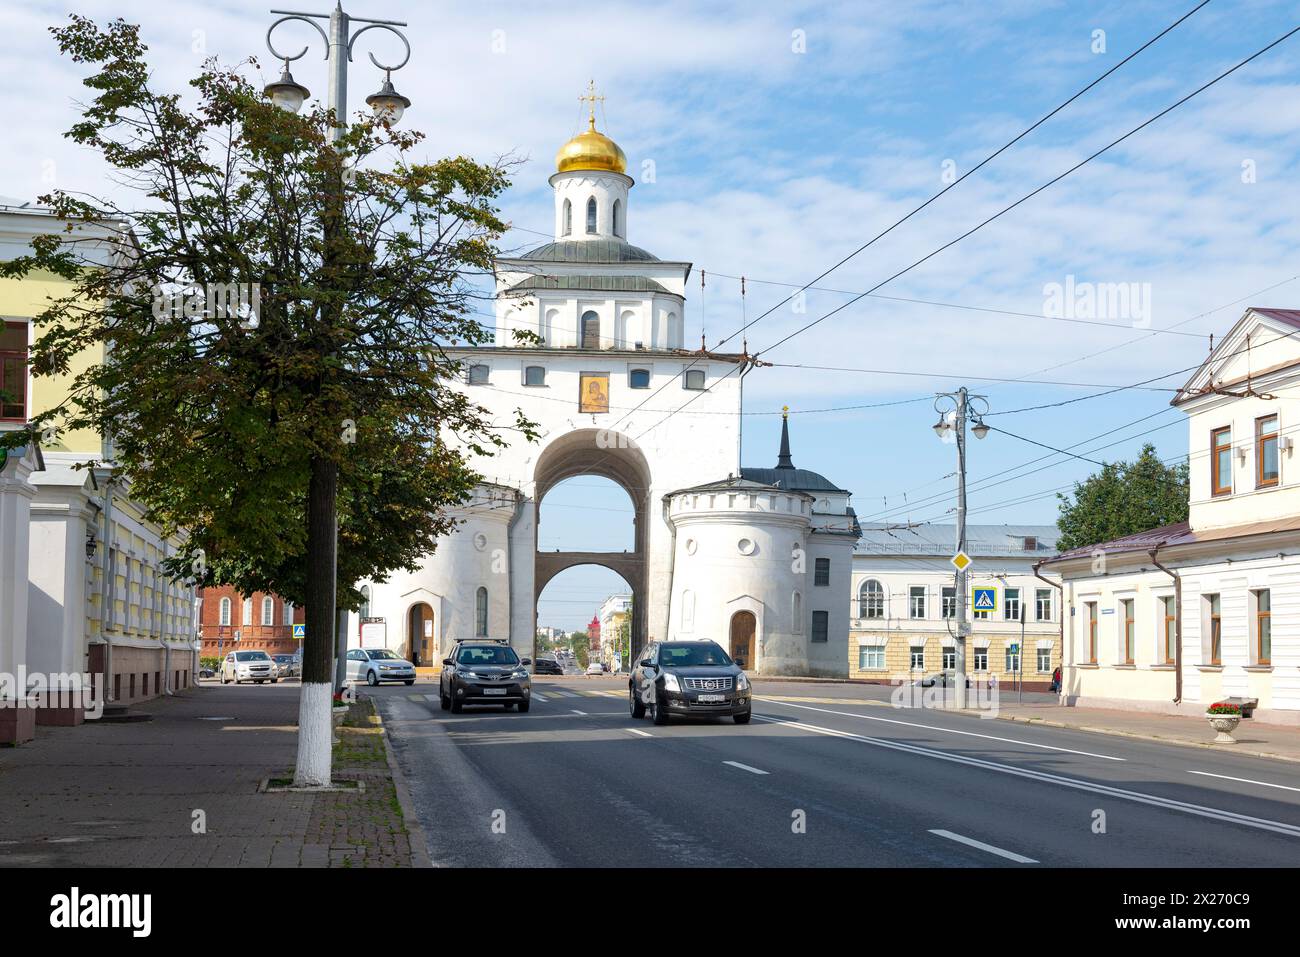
left=1188, top=770, right=1300, bottom=793
left=625, top=728, right=653, bottom=738
left=929, top=829, right=1037, bottom=864
left=723, top=760, right=770, bottom=776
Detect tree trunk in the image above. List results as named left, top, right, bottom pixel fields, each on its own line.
left=294, top=453, right=338, bottom=787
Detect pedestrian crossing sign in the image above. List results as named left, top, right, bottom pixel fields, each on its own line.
left=292, top=624, right=306, bottom=639
left=972, top=587, right=997, bottom=613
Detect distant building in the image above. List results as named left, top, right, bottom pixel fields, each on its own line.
left=851, top=524, right=1062, bottom=690
left=587, top=614, right=601, bottom=652
left=198, top=585, right=303, bottom=659
left=598, top=594, right=631, bottom=666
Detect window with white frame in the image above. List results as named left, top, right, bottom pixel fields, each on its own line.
left=524, top=365, right=546, bottom=387
left=467, top=363, right=489, bottom=385
left=909, top=586, right=926, bottom=619
left=683, top=369, right=706, bottom=390
left=1004, top=587, right=1021, bottom=622
left=859, top=579, right=884, bottom=618
left=910, top=645, right=924, bottom=669
left=942, top=647, right=956, bottom=670
left=219, top=597, right=231, bottom=626
left=973, top=647, right=989, bottom=671
left=858, top=644, right=885, bottom=669
left=242, top=597, right=253, bottom=626
left=1037, top=646, right=1052, bottom=673
left=942, top=586, right=956, bottom=619
left=283, top=601, right=294, bottom=626
left=1035, top=588, right=1053, bottom=621
left=1004, top=645, right=1019, bottom=673
left=261, top=596, right=274, bottom=626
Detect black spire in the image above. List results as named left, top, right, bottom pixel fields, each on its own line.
left=776, top=406, right=793, bottom=469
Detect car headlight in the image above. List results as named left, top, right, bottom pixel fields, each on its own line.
left=662, top=673, right=680, bottom=692
left=736, top=673, right=749, bottom=691
left=511, top=668, right=529, bottom=679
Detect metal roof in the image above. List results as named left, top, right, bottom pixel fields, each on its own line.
left=516, top=238, right=661, bottom=264
left=855, top=523, right=1059, bottom=557
left=739, top=466, right=846, bottom=493
left=506, top=274, right=672, bottom=295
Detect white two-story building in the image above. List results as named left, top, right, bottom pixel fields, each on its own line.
left=1041, top=307, right=1300, bottom=724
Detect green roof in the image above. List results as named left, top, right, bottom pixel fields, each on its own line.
left=517, top=238, right=660, bottom=263
left=506, top=274, right=673, bottom=295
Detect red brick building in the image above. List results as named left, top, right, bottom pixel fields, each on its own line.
left=198, top=585, right=303, bottom=659
left=587, top=614, right=600, bottom=652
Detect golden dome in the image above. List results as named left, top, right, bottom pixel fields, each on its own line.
left=555, top=115, right=627, bottom=175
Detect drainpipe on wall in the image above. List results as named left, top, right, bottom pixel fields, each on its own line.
left=160, top=638, right=172, bottom=696
left=1148, top=543, right=1182, bottom=705
left=661, top=492, right=677, bottom=652
left=1032, top=559, right=1063, bottom=699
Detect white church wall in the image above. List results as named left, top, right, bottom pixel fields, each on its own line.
left=550, top=170, right=632, bottom=241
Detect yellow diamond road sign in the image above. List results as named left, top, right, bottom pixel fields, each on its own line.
left=951, top=551, right=972, bottom=572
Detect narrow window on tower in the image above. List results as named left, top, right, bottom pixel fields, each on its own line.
left=612, top=199, right=622, bottom=237
left=562, top=199, right=572, bottom=236
left=586, top=197, right=597, bottom=234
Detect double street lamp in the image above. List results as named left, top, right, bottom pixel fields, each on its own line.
left=263, top=4, right=413, bottom=694
left=933, top=387, right=989, bottom=710
left=264, top=4, right=412, bottom=135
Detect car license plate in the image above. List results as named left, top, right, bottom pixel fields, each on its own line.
left=697, top=694, right=726, bottom=703
left=483, top=688, right=507, bottom=696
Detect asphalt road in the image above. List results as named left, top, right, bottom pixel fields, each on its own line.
left=368, top=675, right=1300, bottom=867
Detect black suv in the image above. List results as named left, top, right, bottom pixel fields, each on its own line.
left=629, top=640, right=751, bottom=726
left=533, top=657, right=564, bottom=676
left=440, top=640, right=532, bottom=713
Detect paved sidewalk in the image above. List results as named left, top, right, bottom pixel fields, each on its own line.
left=0, top=683, right=424, bottom=867
left=976, top=698, right=1300, bottom=762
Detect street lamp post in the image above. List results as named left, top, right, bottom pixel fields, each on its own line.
left=264, top=4, right=413, bottom=698
left=932, top=387, right=989, bottom=710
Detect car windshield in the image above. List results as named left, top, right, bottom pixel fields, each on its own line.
left=457, top=645, right=520, bottom=666
left=235, top=652, right=270, bottom=662
left=366, top=650, right=399, bottom=660
left=274, top=656, right=291, bottom=663
left=659, top=644, right=732, bottom=667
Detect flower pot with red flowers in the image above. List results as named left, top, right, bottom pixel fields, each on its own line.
left=1205, top=702, right=1241, bottom=744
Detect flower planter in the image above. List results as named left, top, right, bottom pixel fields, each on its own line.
left=1206, top=712, right=1240, bottom=744
left=332, top=705, right=349, bottom=744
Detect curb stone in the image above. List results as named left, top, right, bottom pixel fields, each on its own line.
left=363, top=692, right=434, bottom=867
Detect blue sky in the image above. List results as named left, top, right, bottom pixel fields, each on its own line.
left=3, top=1, right=1300, bottom=631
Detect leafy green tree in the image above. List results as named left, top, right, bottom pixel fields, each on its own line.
left=1, top=17, right=534, bottom=785
left=1055, top=444, right=1189, bottom=552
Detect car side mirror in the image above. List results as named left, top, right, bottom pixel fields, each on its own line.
left=521, top=658, right=532, bottom=666
left=640, top=659, right=653, bottom=667
left=442, top=658, right=454, bottom=666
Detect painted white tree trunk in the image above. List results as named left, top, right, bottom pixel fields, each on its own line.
left=294, top=681, right=333, bottom=787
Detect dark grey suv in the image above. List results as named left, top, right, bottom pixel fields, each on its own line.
left=440, top=640, right=532, bottom=713
left=629, top=640, right=751, bottom=726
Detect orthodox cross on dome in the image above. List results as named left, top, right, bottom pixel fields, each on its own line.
left=579, top=79, right=606, bottom=131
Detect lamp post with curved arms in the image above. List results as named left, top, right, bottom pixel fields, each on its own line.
left=265, top=4, right=412, bottom=136
left=932, top=387, right=990, bottom=710
left=263, top=5, right=413, bottom=709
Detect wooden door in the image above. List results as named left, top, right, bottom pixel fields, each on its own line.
left=729, top=612, right=756, bottom=669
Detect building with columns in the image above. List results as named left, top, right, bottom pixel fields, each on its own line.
left=354, top=100, right=860, bottom=676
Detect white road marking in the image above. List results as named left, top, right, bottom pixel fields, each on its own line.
left=531, top=692, right=548, bottom=702
left=1188, top=770, right=1300, bottom=793
left=761, top=699, right=1124, bottom=762
left=408, top=694, right=425, bottom=702
left=423, top=694, right=438, bottom=702
left=625, top=728, right=652, bottom=738
left=723, top=760, right=770, bottom=775
left=751, top=714, right=1300, bottom=839
left=929, top=829, right=1038, bottom=864
left=571, top=709, right=587, bottom=716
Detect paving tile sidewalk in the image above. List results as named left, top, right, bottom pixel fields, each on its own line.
left=973, top=699, right=1300, bottom=762
left=0, top=684, right=425, bottom=867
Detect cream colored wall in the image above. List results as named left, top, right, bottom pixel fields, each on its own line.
left=0, top=267, right=106, bottom=453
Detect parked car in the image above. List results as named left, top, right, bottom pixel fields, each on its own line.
left=273, top=654, right=300, bottom=678
left=199, top=664, right=216, bottom=679
left=221, top=650, right=278, bottom=685
left=346, top=648, right=417, bottom=686
left=533, top=657, right=564, bottom=676
left=439, top=640, right=532, bottom=713
left=585, top=661, right=606, bottom=676
left=915, top=673, right=973, bottom=689
left=629, top=640, right=751, bottom=726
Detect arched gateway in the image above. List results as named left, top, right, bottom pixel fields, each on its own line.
left=356, top=97, right=859, bottom=676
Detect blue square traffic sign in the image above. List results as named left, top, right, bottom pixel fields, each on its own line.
left=971, top=587, right=997, bottom=613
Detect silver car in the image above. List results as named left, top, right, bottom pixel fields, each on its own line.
left=273, top=654, right=300, bottom=678
left=221, top=650, right=278, bottom=684
left=346, top=648, right=417, bottom=686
